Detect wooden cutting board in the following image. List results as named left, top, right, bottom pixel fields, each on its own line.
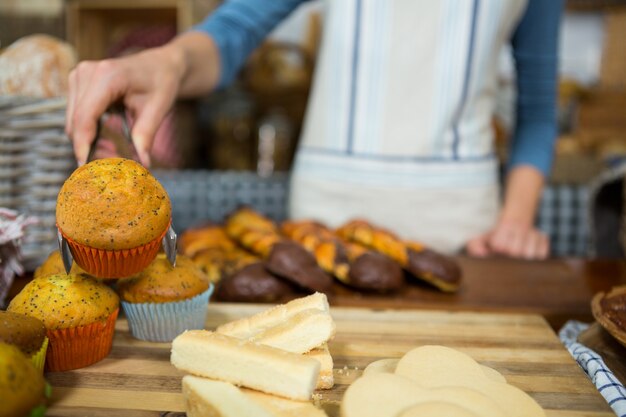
left=45, top=304, right=613, bottom=416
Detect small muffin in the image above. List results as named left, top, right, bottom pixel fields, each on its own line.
left=8, top=274, right=120, bottom=371
left=56, top=157, right=172, bottom=278
left=33, top=250, right=86, bottom=278
left=117, top=254, right=214, bottom=342
left=0, top=311, right=48, bottom=372
left=0, top=343, right=49, bottom=417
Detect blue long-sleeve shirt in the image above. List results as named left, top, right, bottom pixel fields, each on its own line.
left=195, top=0, right=562, bottom=177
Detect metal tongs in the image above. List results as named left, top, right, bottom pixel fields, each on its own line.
left=59, top=104, right=177, bottom=274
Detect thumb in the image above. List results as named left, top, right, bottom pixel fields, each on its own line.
left=130, top=97, right=171, bottom=167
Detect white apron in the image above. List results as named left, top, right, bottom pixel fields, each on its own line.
left=289, top=0, right=528, bottom=253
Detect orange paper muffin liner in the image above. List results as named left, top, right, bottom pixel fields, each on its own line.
left=30, top=336, right=48, bottom=373
left=58, top=223, right=169, bottom=279
left=45, top=308, right=119, bottom=372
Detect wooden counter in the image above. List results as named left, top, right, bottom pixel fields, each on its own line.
left=9, top=256, right=626, bottom=331
left=327, top=257, right=626, bottom=330
left=46, top=304, right=614, bottom=416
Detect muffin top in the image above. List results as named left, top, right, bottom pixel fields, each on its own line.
left=33, top=250, right=86, bottom=278
left=56, top=158, right=172, bottom=250
left=0, top=342, right=47, bottom=417
left=0, top=311, right=46, bottom=356
left=117, top=254, right=210, bottom=303
left=8, top=273, right=119, bottom=329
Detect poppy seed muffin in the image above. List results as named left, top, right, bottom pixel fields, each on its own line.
left=56, top=158, right=171, bottom=250
left=8, top=273, right=120, bottom=371
left=117, top=254, right=214, bottom=342
left=34, top=250, right=86, bottom=278
left=117, top=254, right=210, bottom=303
left=8, top=274, right=119, bottom=330
left=56, top=158, right=172, bottom=278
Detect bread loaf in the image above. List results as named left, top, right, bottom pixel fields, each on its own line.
left=171, top=330, right=320, bottom=401
left=0, top=34, right=76, bottom=97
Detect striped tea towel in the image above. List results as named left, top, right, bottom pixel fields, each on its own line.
left=560, top=320, right=626, bottom=416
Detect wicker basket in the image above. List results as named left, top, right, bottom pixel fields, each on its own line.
left=0, top=97, right=76, bottom=270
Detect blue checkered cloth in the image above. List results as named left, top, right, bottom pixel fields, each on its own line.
left=155, top=170, right=592, bottom=257
left=560, top=320, right=626, bottom=416
left=537, top=185, right=589, bottom=257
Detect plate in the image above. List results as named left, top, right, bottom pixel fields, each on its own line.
left=591, top=286, right=626, bottom=349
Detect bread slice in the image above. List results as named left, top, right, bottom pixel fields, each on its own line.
left=171, top=330, right=320, bottom=400
left=250, top=309, right=336, bottom=354
left=183, top=375, right=274, bottom=417
left=245, top=389, right=329, bottom=417
left=305, top=344, right=334, bottom=389
left=216, top=292, right=330, bottom=339
left=182, top=375, right=328, bottom=417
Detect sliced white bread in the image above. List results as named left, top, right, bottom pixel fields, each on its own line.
left=250, top=309, right=336, bottom=354
left=245, top=389, right=329, bottom=417
left=183, top=375, right=274, bottom=417
left=172, top=330, right=320, bottom=401
left=216, top=292, right=330, bottom=339
left=182, top=376, right=328, bottom=417
left=305, top=344, right=334, bottom=389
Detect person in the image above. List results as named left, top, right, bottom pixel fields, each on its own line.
left=66, top=0, right=562, bottom=260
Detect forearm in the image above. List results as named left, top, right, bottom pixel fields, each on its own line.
left=163, top=32, right=221, bottom=98
left=500, top=165, right=545, bottom=227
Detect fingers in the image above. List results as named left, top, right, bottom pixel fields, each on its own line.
left=129, top=92, right=174, bottom=167
left=486, top=224, right=550, bottom=260
left=465, top=234, right=492, bottom=258
left=522, top=230, right=549, bottom=260
left=67, top=60, right=127, bottom=166
left=65, top=69, right=77, bottom=137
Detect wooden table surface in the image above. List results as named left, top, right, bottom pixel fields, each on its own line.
left=46, top=304, right=614, bottom=417
left=9, top=257, right=626, bottom=331
left=327, top=257, right=626, bottom=330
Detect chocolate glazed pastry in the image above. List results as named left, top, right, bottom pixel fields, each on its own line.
left=336, top=220, right=461, bottom=292
left=266, top=241, right=334, bottom=293
left=281, top=220, right=403, bottom=291
left=215, top=262, right=296, bottom=303
left=225, top=208, right=333, bottom=293
left=592, top=285, right=626, bottom=348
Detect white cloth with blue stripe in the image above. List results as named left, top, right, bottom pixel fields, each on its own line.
left=559, top=320, right=626, bottom=417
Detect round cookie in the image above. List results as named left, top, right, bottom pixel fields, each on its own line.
left=0, top=311, right=46, bottom=356
left=397, top=402, right=479, bottom=417
left=395, top=345, right=544, bottom=417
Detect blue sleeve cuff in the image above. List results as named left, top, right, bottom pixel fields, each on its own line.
left=508, top=122, right=556, bottom=176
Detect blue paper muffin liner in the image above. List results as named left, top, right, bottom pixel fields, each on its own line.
left=121, top=284, right=214, bottom=342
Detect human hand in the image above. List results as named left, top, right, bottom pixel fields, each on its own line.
left=465, top=219, right=550, bottom=260
left=66, top=45, right=185, bottom=166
